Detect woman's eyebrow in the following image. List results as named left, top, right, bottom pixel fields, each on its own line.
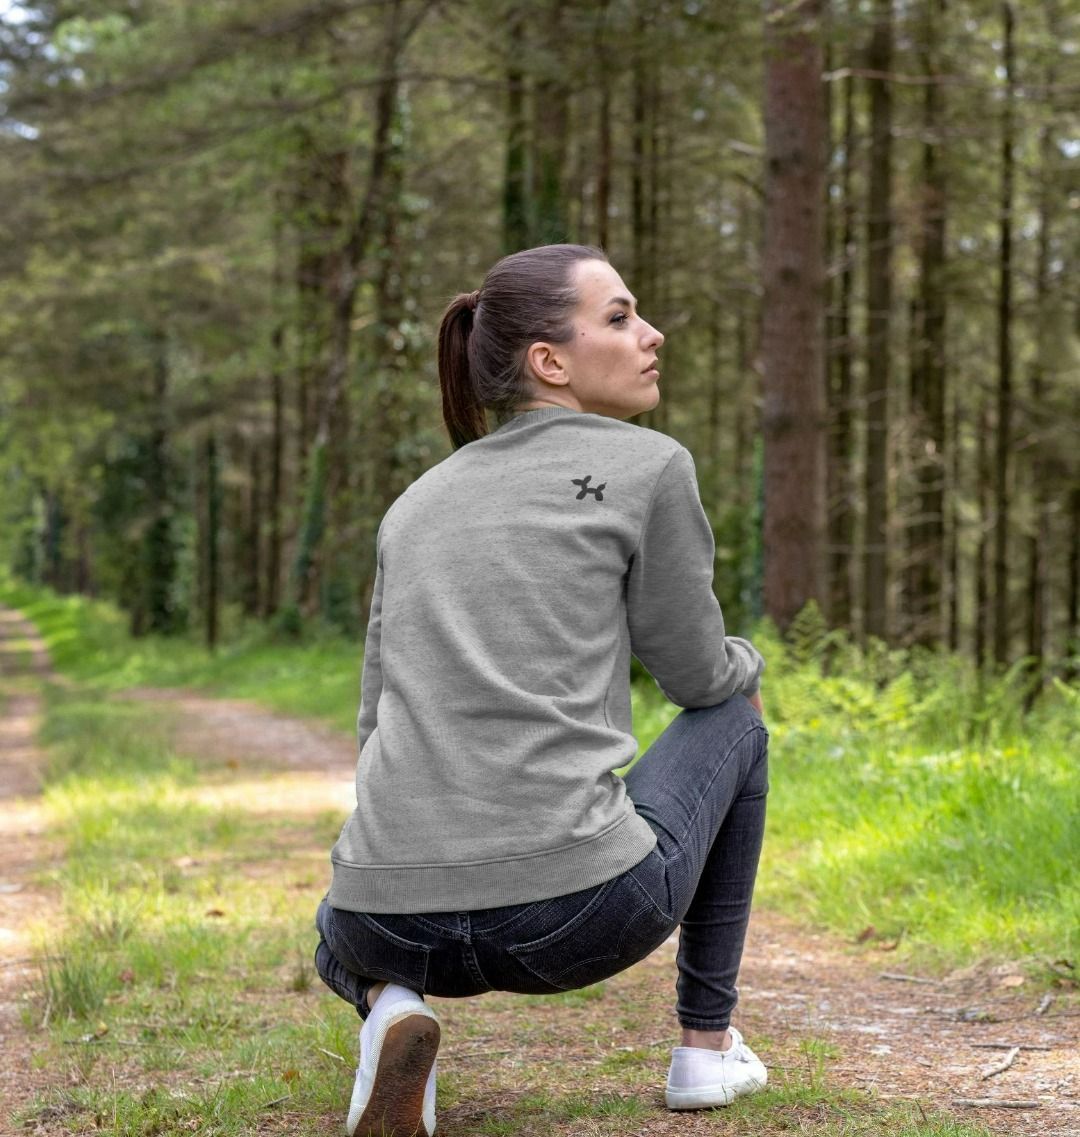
left=606, top=295, right=636, bottom=309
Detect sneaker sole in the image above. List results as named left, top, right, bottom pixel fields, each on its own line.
left=352, top=1013, right=440, bottom=1137
left=665, top=1084, right=738, bottom=1109
left=666, top=1074, right=766, bottom=1110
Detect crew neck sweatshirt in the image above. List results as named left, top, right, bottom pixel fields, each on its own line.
left=327, top=405, right=766, bottom=914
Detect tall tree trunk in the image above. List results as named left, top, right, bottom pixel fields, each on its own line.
left=1025, top=6, right=1060, bottom=704
left=907, top=0, right=948, bottom=646
left=1025, top=158, right=1050, bottom=703
left=862, top=0, right=893, bottom=643
left=649, top=67, right=669, bottom=433
left=595, top=0, right=612, bottom=248
left=1066, top=485, right=1080, bottom=683
left=290, top=0, right=414, bottom=621
left=762, top=0, right=827, bottom=633
left=139, top=332, right=178, bottom=636
left=946, top=376, right=961, bottom=652
left=262, top=94, right=287, bottom=622
left=533, top=0, right=568, bottom=244
left=630, top=3, right=648, bottom=289
left=205, top=431, right=220, bottom=651
left=503, top=3, right=530, bottom=252
left=360, top=85, right=410, bottom=623
left=293, top=131, right=330, bottom=486
left=267, top=204, right=285, bottom=618
left=992, top=1, right=1016, bottom=667
left=827, top=67, right=857, bottom=631
left=975, top=398, right=991, bottom=670
left=244, top=440, right=261, bottom=619
left=43, top=491, right=63, bottom=591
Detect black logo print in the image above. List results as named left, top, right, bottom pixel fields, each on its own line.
left=571, top=475, right=606, bottom=501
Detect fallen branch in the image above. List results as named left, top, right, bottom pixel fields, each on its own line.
left=971, top=1042, right=1052, bottom=1051
left=441, top=1047, right=519, bottom=1060
left=980, top=1046, right=1019, bottom=1079
left=953, top=1098, right=1040, bottom=1110
left=1035, top=994, right=1053, bottom=1015
left=879, top=972, right=939, bottom=985
left=315, top=1046, right=348, bottom=1064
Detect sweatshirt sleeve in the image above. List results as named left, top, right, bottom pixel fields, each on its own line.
left=356, top=535, right=385, bottom=759
left=626, top=445, right=765, bottom=706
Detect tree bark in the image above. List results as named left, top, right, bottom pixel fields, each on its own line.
left=595, top=0, right=612, bottom=248
left=946, top=374, right=961, bottom=653
left=532, top=0, right=568, bottom=244
left=290, top=0, right=414, bottom=620
left=244, top=440, right=261, bottom=619
left=975, top=398, right=991, bottom=670
left=630, top=3, right=649, bottom=289
left=503, top=2, right=530, bottom=251
left=827, top=66, right=856, bottom=631
left=992, top=1, right=1016, bottom=667
left=1067, top=485, right=1080, bottom=683
left=205, top=430, right=220, bottom=651
left=267, top=214, right=285, bottom=618
left=762, top=0, right=827, bottom=633
left=906, top=0, right=948, bottom=647
left=862, top=0, right=893, bottom=643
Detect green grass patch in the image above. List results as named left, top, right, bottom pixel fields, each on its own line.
left=15, top=686, right=361, bottom=1134
left=3, top=577, right=1077, bottom=976
left=749, top=621, right=1079, bottom=969
left=0, top=576, right=362, bottom=731
left=6, top=610, right=1031, bottom=1135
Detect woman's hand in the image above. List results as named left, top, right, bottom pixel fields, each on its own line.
left=747, top=690, right=764, bottom=720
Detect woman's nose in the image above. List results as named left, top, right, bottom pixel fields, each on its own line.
left=643, top=322, right=664, bottom=348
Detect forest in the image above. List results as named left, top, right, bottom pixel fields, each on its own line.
left=1, top=0, right=1078, bottom=687
left=3, top=5, right=1080, bottom=1134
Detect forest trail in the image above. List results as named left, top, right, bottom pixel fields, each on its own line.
left=110, top=690, right=1080, bottom=1135
left=0, top=612, right=1076, bottom=1134
left=0, top=608, right=65, bottom=1120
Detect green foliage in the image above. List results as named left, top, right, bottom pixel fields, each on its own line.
left=8, top=588, right=1056, bottom=1137
left=11, top=578, right=1078, bottom=974
left=753, top=603, right=1079, bottom=966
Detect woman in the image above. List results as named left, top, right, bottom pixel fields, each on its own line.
left=315, top=243, right=770, bottom=1137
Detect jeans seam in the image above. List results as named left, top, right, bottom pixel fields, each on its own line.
left=676, top=724, right=762, bottom=848
left=627, top=859, right=676, bottom=925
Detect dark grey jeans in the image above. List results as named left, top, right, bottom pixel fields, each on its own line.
left=315, top=692, right=768, bottom=1031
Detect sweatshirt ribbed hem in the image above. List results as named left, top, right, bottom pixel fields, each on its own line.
left=326, top=810, right=658, bottom=914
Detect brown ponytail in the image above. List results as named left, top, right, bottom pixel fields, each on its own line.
left=436, top=243, right=608, bottom=450
left=437, top=293, right=487, bottom=451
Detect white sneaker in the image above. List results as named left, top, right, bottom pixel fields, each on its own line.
left=665, top=1026, right=768, bottom=1110
left=346, top=982, right=440, bottom=1136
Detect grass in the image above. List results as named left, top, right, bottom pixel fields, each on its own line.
left=3, top=575, right=1076, bottom=972
left=0, top=669, right=1001, bottom=1134
left=0, top=574, right=363, bottom=730
left=746, top=620, right=1080, bottom=970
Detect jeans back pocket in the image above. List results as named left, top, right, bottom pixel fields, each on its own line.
left=326, top=906, right=431, bottom=993
left=507, top=871, right=672, bottom=993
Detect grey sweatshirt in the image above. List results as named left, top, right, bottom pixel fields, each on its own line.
left=327, top=405, right=765, bottom=913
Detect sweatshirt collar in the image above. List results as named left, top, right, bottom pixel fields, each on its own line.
left=489, top=405, right=583, bottom=435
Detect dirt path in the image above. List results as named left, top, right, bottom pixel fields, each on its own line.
left=1, top=618, right=1076, bottom=1134
left=0, top=607, right=65, bottom=1120
left=114, top=687, right=1080, bottom=1135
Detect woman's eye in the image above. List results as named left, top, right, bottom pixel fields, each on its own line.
left=611, top=312, right=629, bottom=326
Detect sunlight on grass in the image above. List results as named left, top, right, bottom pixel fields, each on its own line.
left=4, top=589, right=1041, bottom=1135
left=6, top=576, right=1077, bottom=973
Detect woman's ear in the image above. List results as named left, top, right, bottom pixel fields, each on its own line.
left=525, top=341, right=569, bottom=388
